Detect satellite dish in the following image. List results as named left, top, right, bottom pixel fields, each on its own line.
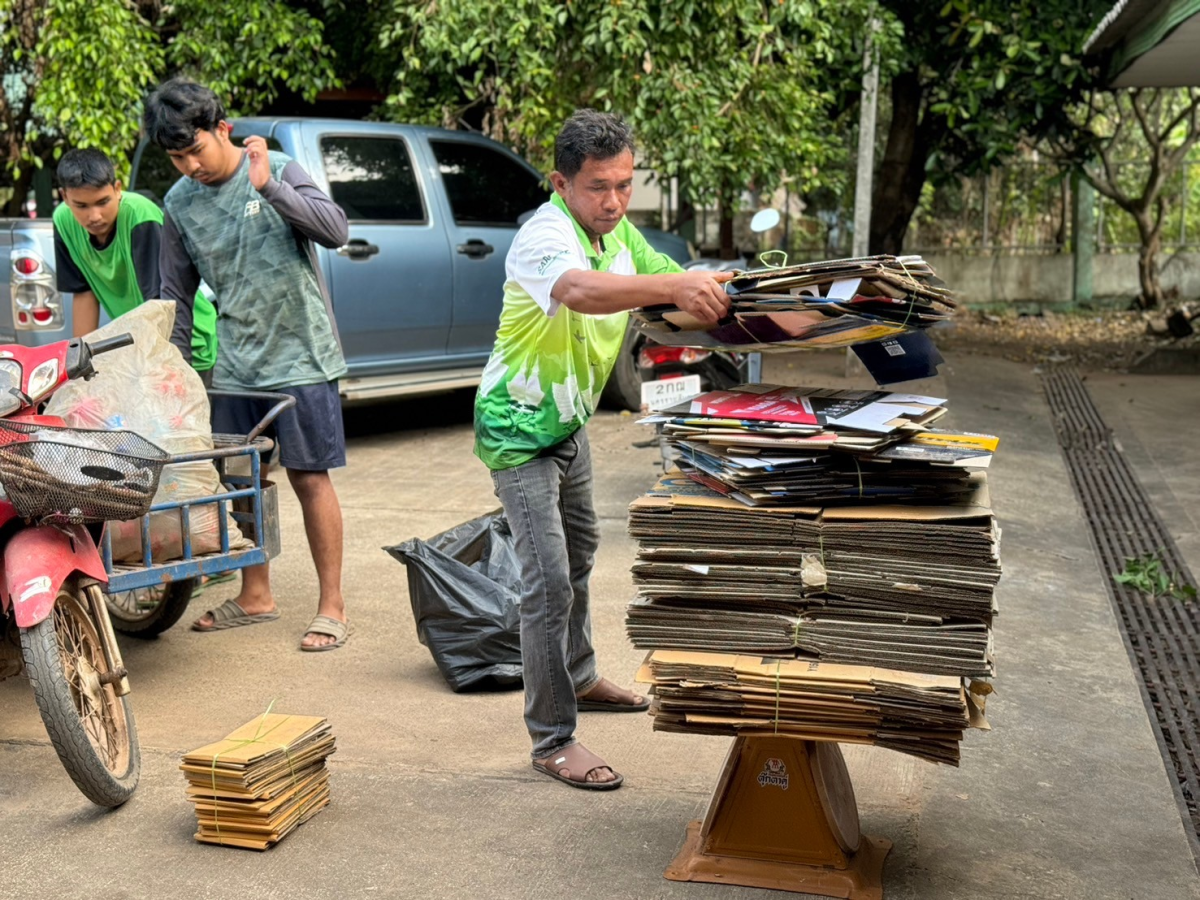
left=749, top=208, right=781, bottom=233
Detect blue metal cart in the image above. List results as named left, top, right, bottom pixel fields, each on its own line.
left=100, top=391, right=296, bottom=636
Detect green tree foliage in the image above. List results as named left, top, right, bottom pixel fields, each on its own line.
left=1058, top=88, right=1200, bottom=309
left=1, top=0, right=162, bottom=209
left=384, top=0, right=878, bottom=257
left=868, top=0, right=1109, bottom=253
left=0, top=0, right=339, bottom=215
left=164, top=0, right=337, bottom=115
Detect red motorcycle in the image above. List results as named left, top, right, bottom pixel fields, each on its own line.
left=0, top=332, right=151, bottom=807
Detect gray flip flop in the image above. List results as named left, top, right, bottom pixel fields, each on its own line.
left=301, top=614, right=350, bottom=652
left=192, top=598, right=280, bottom=632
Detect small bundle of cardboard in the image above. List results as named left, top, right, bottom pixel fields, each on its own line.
left=181, top=713, right=335, bottom=850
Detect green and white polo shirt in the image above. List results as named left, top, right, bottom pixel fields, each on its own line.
left=474, top=192, right=681, bottom=471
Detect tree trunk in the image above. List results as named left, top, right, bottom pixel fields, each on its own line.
left=1134, top=210, right=1163, bottom=309
left=2, top=167, right=36, bottom=218
left=671, top=194, right=697, bottom=245
left=718, top=197, right=737, bottom=260
left=869, top=70, right=929, bottom=255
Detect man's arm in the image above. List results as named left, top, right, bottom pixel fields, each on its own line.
left=551, top=269, right=731, bottom=323
left=72, top=291, right=100, bottom=337
left=52, top=224, right=92, bottom=293
left=129, top=220, right=164, bottom=301
left=53, top=225, right=101, bottom=337
left=254, top=160, right=349, bottom=249
left=159, top=211, right=200, bottom=364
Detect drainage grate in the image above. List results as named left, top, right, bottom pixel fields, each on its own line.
left=1041, top=368, right=1200, bottom=865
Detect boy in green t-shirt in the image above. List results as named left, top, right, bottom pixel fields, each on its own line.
left=53, top=148, right=218, bottom=381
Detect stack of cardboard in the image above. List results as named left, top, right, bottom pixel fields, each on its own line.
left=638, top=650, right=985, bottom=765
left=630, top=256, right=955, bottom=383
left=181, top=713, right=336, bottom=850
left=626, top=473, right=999, bottom=678
left=641, top=384, right=997, bottom=506
left=630, top=255, right=955, bottom=351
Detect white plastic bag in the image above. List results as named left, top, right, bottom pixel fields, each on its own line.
left=44, top=301, right=251, bottom=562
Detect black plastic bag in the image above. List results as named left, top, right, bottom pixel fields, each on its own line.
left=384, top=510, right=523, bottom=692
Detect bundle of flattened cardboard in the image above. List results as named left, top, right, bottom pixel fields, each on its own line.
left=628, top=385, right=1000, bottom=764
left=629, top=256, right=955, bottom=383
left=627, top=472, right=999, bottom=677
left=630, top=256, right=955, bottom=352
left=637, top=651, right=985, bottom=766
left=181, top=713, right=335, bottom=850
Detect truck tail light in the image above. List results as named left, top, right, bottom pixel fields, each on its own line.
left=10, top=249, right=63, bottom=330
left=13, top=256, right=40, bottom=276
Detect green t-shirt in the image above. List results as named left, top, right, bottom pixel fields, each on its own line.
left=53, top=191, right=218, bottom=371
left=473, top=193, right=681, bottom=470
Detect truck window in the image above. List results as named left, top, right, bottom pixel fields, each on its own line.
left=320, top=136, right=425, bottom=223
left=429, top=140, right=548, bottom=228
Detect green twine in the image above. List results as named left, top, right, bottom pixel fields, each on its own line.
left=759, top=249, right=789, bottom=269
left=207, top=700, right=300, bottom=845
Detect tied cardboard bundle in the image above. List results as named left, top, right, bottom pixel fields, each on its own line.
left=629, top=255, right=955, bottom=383
left=638, top=650, right=987, bottom=766
left=626, top=471, right=1000, bottom=678
left=180, top=713, right=336, bottom=850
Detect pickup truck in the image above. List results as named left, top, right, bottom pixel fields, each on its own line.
left=2, top=117, right=692, bottom=408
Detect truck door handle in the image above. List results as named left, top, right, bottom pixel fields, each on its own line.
left=456, top=239, right=495, bottom=259
left=337, top=239, right=380, bottom=260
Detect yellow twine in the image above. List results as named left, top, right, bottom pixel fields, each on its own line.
left=774, top=660, right=782, bottom=735
left=896, top=257, right=917, bottom=329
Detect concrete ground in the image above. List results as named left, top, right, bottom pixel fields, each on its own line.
left=1, top=350, right=1197, bottom=900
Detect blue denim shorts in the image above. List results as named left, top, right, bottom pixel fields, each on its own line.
left=211, top=381, right=346, bottom=472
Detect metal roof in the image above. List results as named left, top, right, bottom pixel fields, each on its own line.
left=1084, top=0, right=1165, bottom=53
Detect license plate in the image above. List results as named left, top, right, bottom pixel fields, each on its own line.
left=641, top=374, right=702, bottom=411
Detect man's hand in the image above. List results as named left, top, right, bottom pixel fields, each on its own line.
left=244, top=136, right=271, bottom=191
left=669, top=271, right=733, bottom=326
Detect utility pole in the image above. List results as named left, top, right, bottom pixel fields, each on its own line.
left=848, top=13, right=881, bottom=380
left=853, top=14, right=880, bottom=259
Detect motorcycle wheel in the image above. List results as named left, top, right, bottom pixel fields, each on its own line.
left=600, top=327, right=645, bottom=412
left=21, top=581, right=140, bottom=807
left=105, top=580, right=197, bottom=637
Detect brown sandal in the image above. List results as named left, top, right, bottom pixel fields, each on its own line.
left=532, top=743, right=624, bottom=791
left=576, top=676, right=650, bottom=713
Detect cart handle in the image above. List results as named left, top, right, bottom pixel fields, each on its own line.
left=206, top=390, right=298, bottom=444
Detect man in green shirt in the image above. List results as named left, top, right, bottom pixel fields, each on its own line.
left=475, top=109, right=730, bottom=790
left=53, top=148, right=217, bottom=381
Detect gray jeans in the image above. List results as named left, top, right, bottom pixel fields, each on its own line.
left=491, top=428, right=601, bottom=759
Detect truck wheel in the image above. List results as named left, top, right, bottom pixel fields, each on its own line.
left=105, top=580, right=197, bottom=637
left=600, top=327, right=645, bottom=412
left=21, top=581, right=140, bottom=807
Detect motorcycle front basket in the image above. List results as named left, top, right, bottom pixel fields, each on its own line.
left=0, top=420, right=168, bottom=525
